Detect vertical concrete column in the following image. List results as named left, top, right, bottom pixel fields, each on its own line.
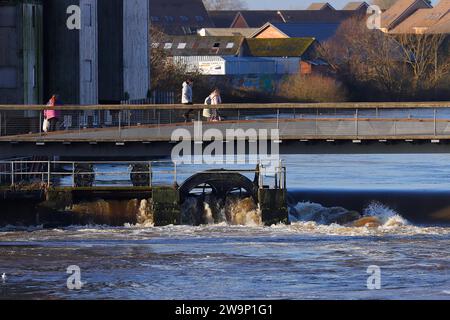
left=123, top=0, right=150, bottom=100
left=258, top=189, right=289, bottom=225
left=79, top=0, right=98, bottom=105
left=152, top=186, right=181, bottom=226
left=22, top=2, right=44, bottom=105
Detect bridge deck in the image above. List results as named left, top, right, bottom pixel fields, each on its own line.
left=2, top=103, right=450, bottom=156
left=1, top=117, right=450, bottom=142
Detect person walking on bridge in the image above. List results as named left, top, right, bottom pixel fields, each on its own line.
left=203, top=89, right=222, bottom=122
left=43, top=94, right=62, bottom=132
left=182, top=79, right=194, bottom=122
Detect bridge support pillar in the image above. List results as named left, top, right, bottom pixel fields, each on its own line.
left=152, top=186, right=181, bottom=226
left=258, top=189, right=289, bottom=226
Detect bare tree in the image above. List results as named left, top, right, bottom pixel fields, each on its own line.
left=318, top=16, right=449, bottom=100
left=149, top=26, right=197, bottom=95
left=396, top=33, right=450, bottom=92
left=319, top=17, right=409, bottom=99
left=203, top=0, right=247, bottom=10
left=277, top=74, right=348, bottom=102
left=149, top=26, right=233, bottom=103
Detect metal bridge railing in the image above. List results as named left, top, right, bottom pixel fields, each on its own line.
left=0, top=161, right=162, bottom=188
left=0, top=104, right=450, bottom=138
left=0, top=160, right=286, bottom=191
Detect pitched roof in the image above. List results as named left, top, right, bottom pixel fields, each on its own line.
left=232, top=11, right=286, bottom=28
left=210, top=9, right=357, bottom=29
left=244, top=38, right=316, bottom=57
left=427, top=11, right=450, bottom=33
left=198, top=28, right=259, bottom=37
left=307, top=3, right=335, bottom=10
left=153, top=35, right=244, bottom=56
left=207, top=10, right=240, bottom=28
left=149, top=0, right=214, bottom=35
left=253, top=22, right=341, bottom=42
left=390, top=0, right=450, bottom=33
left=342, top=2, right=370, bottom=11
left=282, top=10, right=355, bottom=23
left=381, top=0, right=432, bottom=30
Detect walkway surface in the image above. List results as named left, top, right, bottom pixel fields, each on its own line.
left=1, top=118, right=450, bottom=142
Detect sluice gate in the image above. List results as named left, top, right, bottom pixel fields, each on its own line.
left=0, top=160, right=288, bottom=227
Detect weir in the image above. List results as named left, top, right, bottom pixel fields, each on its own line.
left=0, top=160, right=288, bottom=227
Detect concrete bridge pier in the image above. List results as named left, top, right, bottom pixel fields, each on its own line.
left=258, top=189, right=289, bottom=226
left=152, top=186, right=181, bottom=226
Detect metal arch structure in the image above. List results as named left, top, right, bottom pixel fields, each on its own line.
left=178, top=169, right=258, bottom=204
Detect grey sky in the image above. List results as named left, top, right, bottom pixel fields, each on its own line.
left=244, top=0, right=438, bottom=10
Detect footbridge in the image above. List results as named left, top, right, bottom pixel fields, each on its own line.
left=1, top=102, right=450, bottom=157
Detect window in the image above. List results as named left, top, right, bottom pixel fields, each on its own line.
left=164, top=43, right=173, bottom=49
left=180, top=16, right=189, bottom=22
left=213, top=42, right=220, bottom=48
left=151, top=42, right=160, bottom=48
left=0, top=67, right=17, bottom=88
left=164, top=16, right=174, bottom=22
left=195, top=16, right=204, bottom=22
left=83, top=4, right=92, bottom=27
left=150, top=16, right=160, bottom=22
left=226, top=42, right=235, bottom=49
left=32, top=6, right=36, bottom=28
left=0, top=7, right=16, bottom=27
left=182, top=26, right=197, bottom=35
left=177, top=43, right=187, bottom=49
left=32, top=65, right=36, bottom=88
left=83, top=60, right=92, bottom=82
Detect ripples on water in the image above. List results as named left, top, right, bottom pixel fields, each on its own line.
left=1, top=154, right=450, bottom=299
left=1, top=205, right=449, bottom=300
left=0, top=222, right=449, bottom=300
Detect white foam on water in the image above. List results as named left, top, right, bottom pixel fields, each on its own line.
left=203, top=202, right=215, bottom=225
left=135, top=199, right=154, bottom=227
left=363, top=202, right=408, bottom=227
left=225, top=197, right=262, bottom=226
left=1, top=199, right=449, bottom=239
left=285, top=201, right=450, bottom=236
left=0, top=225, right=44, bottom=233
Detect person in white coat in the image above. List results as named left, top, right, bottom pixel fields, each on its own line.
left=182, top=79, right=194, bottom=121
left=209, top=88, right=222, bottom=121
left=203, top=89, right=222, bottom=121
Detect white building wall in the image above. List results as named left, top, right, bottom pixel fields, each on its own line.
left=173, top=56, right=300, bottom=75
left=123, top=0, right=150, bottom=100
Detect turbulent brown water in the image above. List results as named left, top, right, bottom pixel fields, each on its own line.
left=1, top=198, right=449, bottom=300
left=1, top=155, right=450, bottom=299
left=179, top=195, right=262, bottom=226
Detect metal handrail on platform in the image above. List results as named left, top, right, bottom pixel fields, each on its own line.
left=0, top=160, right=286, bottom=190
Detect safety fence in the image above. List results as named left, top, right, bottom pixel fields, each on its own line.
left=0, top=160, right=286, bottom=190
